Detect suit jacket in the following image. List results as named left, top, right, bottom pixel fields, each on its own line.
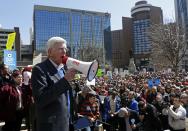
left=31, top=59, right=73, bottom=131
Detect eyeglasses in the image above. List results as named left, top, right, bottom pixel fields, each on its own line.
left=58, top=48, right=68, bottom=52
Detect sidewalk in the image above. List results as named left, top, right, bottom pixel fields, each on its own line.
left=0, top=122, right=28, bottom=131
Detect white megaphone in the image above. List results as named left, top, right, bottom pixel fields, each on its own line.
left=62, top=56, right=99, bottom=81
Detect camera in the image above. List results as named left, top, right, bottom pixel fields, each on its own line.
left=163, top=95, right=169, bottom=103
left=162, top=102, right=171, bottom=109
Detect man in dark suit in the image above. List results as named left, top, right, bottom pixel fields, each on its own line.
left=31, top=36, right=76, bottom=131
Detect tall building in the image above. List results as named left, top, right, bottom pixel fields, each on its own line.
left=0, top=27, right=21, bottom=62
left=111, top=0, right=163, bottom=68
left=175, top=0, right=188, bottom=38
left=131, top=0, right=163, bottom=66
left=111, top=30, right=124, bottom=68
left=21, top=44, right=33, bottom=61
left=111, top=17, right=133, bottom=68
left=33, top=5, right=112, bottom=64
left=175, top=0, right=188, bottom=69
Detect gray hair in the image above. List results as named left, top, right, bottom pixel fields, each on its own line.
left=180, top=93, right=188, bottom=99
left=46, top=36, right=67, bottom=53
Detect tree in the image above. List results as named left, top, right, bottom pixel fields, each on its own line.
left=148, top=23, right=187, bottom=74
left=77, top=44, right=104, bottom=63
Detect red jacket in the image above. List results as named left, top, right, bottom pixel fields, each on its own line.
left=0, top=84, right=22, bottom=121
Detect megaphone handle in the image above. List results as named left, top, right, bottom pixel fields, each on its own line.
left=66, top=65, right=73, bottom=69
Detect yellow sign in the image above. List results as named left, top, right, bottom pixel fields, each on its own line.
left=74, top=74, right=81, bottom=80
left=97, top=69, right=103, bottom=77
left=6, top=32, right=16, bottom=50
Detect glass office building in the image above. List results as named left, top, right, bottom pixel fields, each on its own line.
left=175, top=0, right=188, bottom=38
left=131, top=1, right=163, bottom=66
left=33, top=5, right=112, bottom=63
left=175, top=0, right=188, bottom=69
left=133, top=19, right=151, bottom=55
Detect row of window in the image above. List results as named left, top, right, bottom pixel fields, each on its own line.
left=134, top=48, right=151, bottom=51
left=34, top=10, right=110, bottom=52
left=133, top=19, right=150, bottom=55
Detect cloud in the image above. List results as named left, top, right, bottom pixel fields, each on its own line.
left=0, top=24, right=2, bottom=28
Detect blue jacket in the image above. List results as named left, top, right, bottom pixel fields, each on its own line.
left=129, top=99, right=139, bottom=112
left=102, top=95, right=121, bottom=121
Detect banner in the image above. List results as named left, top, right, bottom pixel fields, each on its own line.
left=124, top=70, right=129, bottom=75
left=114, top=68, right=118, bottom=75
left=6, top=32, right=16, bottom=50
left=148, top=79, right=154, bottom=88
left=153, top=78, right=160, bottom=86
left=96, top=69, right=103, bottom=77
left=74, top=74, right=81, bottom=80
left=119, top=68, right=123, bottom=72
left=86, top=78, right=95, bottom=86
left=3, top=50, right=17, bottom=71
left=107, top=71, right=112, bottom=80
left=147, top=78, right=161, bottom=88
left=33, top=53, right=42, bottom=66
left=120, top=71, right=125, bottom=78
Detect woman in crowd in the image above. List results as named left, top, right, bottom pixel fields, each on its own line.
left=22, top=66, right=33, bottom=131
left=0, top=69, right=24, bottom=131
left=78, top=91, right=100, bottom=131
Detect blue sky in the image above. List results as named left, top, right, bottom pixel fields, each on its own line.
left=0, top=0, right=175, bottom=45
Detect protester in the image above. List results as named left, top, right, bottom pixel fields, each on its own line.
left=180, top=93, right=188, bottom=117
left=0, top=69, right=24, bottom=131
left=22, top=66, right=33, bottom=131
left=128, top=108, right=141, bottom=131
left=103, top=90, right=121, bottom=131
left=0, top=63, right=12, bottom=87
left=78, top=91, right=100, bottom=131
left=153, top=93, right=169, bottom=130
left=138, top=100, right=162, bottom=131
left=163, top=94, right=186, bottom=131
left=31, top=36, right=76, bottom=131
left=76, top=84, right=94, bottom=114
left=127, top=91, right=139, bottom=112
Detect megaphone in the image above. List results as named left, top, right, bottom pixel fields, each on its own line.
left=62, top=56, right=99, bottom=81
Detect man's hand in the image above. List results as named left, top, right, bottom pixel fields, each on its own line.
left=90, top=117, right=95, bottom=122
left=139, top=114, right=144, bottom=122
left=131, top=124, right=136, bottom=129
left=64, top=68, right=76, bottom=81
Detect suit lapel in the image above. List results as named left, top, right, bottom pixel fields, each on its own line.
left=45, top=59, right=57, bottom=74
left=44, top=59, right=60, bottom=83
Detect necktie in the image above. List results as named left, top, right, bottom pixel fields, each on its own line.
left=58, top=68, right=64, bottom=78
left=58, top=68, right=71, bottom=117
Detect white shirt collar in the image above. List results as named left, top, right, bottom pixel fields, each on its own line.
left=49, top=58, right=64, bottom=70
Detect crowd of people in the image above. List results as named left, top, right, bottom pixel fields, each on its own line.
left=0, top=64, right=33, bottom=131
left=72, top=70, right=188, bottom=131
left=0, top=36, right=188, bottom=131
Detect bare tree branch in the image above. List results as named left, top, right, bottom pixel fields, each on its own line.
left=148, top=23, right=187, bottom=73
